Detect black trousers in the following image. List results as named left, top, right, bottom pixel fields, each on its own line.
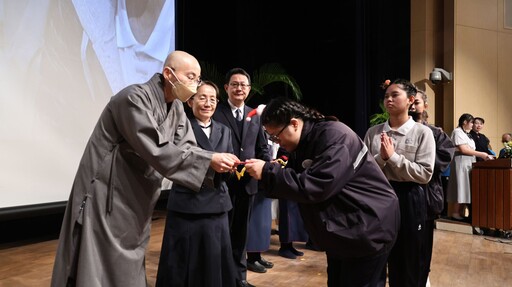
left=327, top=248, right=390, bottom=287
left=385, top=182, right=427, bottom=287
left=228, top=190, right=254, bottom=281
left=419, top=218, right=435, bottom=286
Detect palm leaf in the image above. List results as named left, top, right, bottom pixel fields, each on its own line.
left=198, top=60, right=223, bottom=83
left=369, top=102, right=389, bottom=126
left=198, top=61, right=302, bottom=103
left=198, top=60, right=227, bottom=100
left=248, top=63, right=302, bottom=102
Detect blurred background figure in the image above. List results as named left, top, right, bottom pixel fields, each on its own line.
left=469, top=117, right=495, bottom=161
left=446, top=113, right=494, bottom=222
left=409, top=89, right=455, bottom=287
left=498, top=133, right=512, bottom=158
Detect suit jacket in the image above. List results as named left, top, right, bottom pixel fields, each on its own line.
left=213, top=102, right=271, bottom=195
left=167, top=118, right=234, bottom=214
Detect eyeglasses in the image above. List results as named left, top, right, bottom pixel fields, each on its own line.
left=168, top=67, right=202, bottom=86
left=229, top=82, right=251, bottom=89
left=193, top=95, right=219, bottom=105
left=267, top=125, right=288, bottom=142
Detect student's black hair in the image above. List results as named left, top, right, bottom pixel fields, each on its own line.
left=390, top=78, right=418, bottom=97
left=261, top=97, right=338, bottom=126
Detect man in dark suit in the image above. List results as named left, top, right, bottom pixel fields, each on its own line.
left=213, top=68, right=271, bottom=287
left=156, top=81, right=237, bottom=287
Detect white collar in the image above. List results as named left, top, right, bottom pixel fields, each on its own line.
left=383, top=117, right=416, bottom=136
left=195, top=118, right=212, bottom=128
left=116, top=0, right=174, bottom=61
left=227, top=99, right=244, bottom=113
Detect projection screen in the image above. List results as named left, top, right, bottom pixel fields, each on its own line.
left=0, top=0, right=175, bottom=209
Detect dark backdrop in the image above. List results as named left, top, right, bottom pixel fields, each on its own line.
left=0, top=0, right=411, bottom=245
left=177, top=0, right=410, bottom=137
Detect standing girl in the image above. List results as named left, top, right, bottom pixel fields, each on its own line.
left=364, top=79, right=436, bottom=287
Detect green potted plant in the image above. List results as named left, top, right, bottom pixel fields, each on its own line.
left=369, top=102, right=389, bottom=126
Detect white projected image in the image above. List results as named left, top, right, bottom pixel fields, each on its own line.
left=0, top=0, right=175, bottom=208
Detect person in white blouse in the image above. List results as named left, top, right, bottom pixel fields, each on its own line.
left=446, top=113, right=494, bottom=221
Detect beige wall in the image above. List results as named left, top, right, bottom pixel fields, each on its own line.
left=411, top=0, right=438, bottom=121
left=410, top=0, right=454, bottom=131
left=411, top=0, right=512, bottom=153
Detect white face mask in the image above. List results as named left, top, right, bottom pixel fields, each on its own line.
left=168, top=69, right=198, bottom=102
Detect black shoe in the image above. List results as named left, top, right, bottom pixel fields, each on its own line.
left=257, top=257, right=274, bottom=268
left=278, top=247, right=297, bottom=259
left=247, top=261, right=267, bottom=273
left=290, top=246, right=304, bottom=256
left=237, top=279, right=256, bottom=287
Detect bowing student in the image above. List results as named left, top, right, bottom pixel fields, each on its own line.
left=245, top=97, right=400, bottom=287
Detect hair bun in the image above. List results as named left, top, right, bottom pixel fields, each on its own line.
left=380, top=79, right=391, bottom=90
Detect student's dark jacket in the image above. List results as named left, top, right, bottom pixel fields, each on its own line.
left=425, top=125, right=455, bottom=218
left=260, top=120, right=400, bottom=259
